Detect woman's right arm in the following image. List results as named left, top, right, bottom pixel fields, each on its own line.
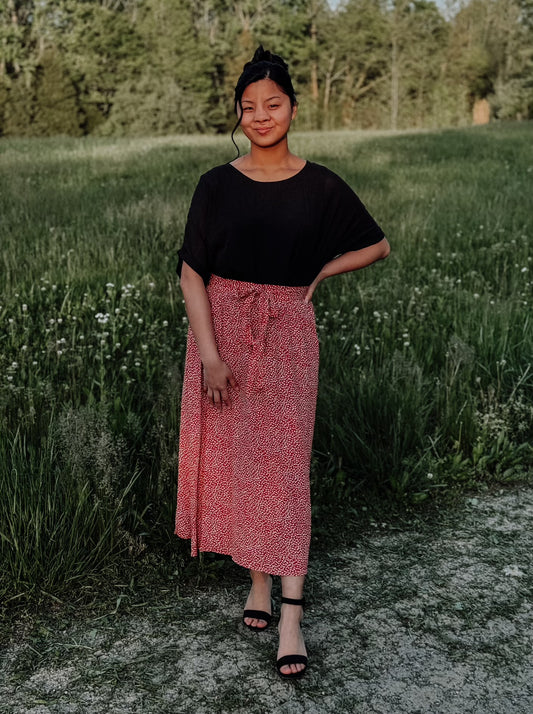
left=180, top=262, right=238, bottom=408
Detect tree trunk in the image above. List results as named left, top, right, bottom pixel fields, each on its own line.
left=310, top=20, right=319, bottom=102
left=391, top=31, right=399, bottom=130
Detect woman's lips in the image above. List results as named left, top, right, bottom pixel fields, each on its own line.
left=255, top=127, right=273, bottom=135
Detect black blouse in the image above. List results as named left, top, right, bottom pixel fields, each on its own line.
left=177, top=161, right=385, bottom=287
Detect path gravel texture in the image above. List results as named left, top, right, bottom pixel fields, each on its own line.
left=1, top=486, right=532, bottom=714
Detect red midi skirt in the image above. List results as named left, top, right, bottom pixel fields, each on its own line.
left=175, top=275, right=319, bottom=576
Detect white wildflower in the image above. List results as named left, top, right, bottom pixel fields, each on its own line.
left=95, top=312, right=109, bottom=325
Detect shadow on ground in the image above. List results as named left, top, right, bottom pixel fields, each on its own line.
left=1, top=487, right=532, bottom=714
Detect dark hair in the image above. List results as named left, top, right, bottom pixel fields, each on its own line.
left=231, top=45, right=297, bottom=155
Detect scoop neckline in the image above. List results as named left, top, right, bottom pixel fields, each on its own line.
left=226, top=160, right=309, bottom=184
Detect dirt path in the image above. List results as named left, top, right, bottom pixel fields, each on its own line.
left=1, top=486, right=532, bottom=714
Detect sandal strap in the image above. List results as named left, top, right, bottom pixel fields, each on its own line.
left=280, top=596, right=305, bottom=607
left=277, top=654, right=308, bottom=668
left=243, top=609, right=272, bottom=622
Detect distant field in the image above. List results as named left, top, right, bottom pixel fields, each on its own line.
left=1, top=124, right=532, bottom=604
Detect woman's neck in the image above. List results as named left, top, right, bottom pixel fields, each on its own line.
left=233, top=143, right=305, bottom=181
left=248, top=140, right=293, bottom=168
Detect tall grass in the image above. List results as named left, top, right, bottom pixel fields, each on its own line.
left=0, top=428, right=138, bottom=603
left=1, top=125, right=532, bottom=603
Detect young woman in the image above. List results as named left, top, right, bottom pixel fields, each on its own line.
left=175, top=46, right=390, bottom=679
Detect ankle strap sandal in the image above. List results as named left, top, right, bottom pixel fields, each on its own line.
left=276, top=596, right=308, bottom=678
left=280, top=596, right=305, bottom=607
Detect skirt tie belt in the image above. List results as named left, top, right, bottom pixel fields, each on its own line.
left=238, top=288, right=281, bottom=393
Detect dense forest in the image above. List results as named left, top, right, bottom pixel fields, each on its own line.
left=0, top=0, right=532, bottom=137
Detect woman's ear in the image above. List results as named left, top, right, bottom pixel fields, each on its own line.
left=291, top=103, right=298, bottom=121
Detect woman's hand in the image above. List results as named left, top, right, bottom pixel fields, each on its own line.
left=304, top=272, right=324, bottom=303
left=180, top=263, right=239, bottom=408
left=203, top=358, right=239, bottom=408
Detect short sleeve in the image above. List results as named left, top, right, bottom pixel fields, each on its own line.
left=177, top=175, right=211, bottom=285
left=321, top=171, right=385, bottom=261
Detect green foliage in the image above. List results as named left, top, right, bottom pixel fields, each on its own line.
left=103, top=75, right=210, bottom=136
left=0, top=80, right=9, bottom=135
left=0, top=427, right=139, bottom=604
left=1, top=0, right=532, bottom=136
left=32, top=48, right=83, bottom=137
left=54, top=0, right=145, bottom=124
left=1, top=73, right=34, bottom=136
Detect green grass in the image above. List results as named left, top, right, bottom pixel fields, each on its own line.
left=1, top=125, right=532, bottom=605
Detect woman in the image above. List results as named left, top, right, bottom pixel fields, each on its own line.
left=175, top=46, right=390, bottom=679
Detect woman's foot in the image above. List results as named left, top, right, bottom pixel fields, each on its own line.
left=277, top=600, right=307, bottom=676
left=243, top=571, right=272, bottom=630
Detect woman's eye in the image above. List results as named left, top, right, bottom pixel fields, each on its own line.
left=269, top=104, right=279, bottom=109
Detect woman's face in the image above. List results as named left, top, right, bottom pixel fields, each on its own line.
left=238, top=78, right=297, bottom=149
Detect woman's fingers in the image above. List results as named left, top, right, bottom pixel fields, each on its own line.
left=208, top=387, right=221, bottom=408
left=203, top=361, right=239, bottom=407
left=305, top=278, right=319, bottom=303
left=207, top=386, right=230, bottom=409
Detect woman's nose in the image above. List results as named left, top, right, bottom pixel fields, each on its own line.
left=254, top=106, right=269, bottom=121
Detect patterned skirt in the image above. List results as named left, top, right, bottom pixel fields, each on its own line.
left=175, top=275, right=319, bottom=576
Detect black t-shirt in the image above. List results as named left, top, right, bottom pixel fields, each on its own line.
left=177, top=161, right=385, bottom=287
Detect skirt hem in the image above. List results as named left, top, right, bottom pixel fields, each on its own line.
left=175, top=533, right=309, bottom=577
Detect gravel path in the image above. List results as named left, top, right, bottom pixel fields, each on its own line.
left=1, top=486, right=532, bottom=714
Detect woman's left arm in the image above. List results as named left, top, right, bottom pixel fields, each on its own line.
left=305, top=237, right=390, bottom=303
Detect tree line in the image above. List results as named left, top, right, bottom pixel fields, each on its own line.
left=0, top=0, right=532, bottom=138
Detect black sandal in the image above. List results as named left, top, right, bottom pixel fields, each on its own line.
left=243, top=576, right=274, bottom=631
left=276, top=596, right=308, bottom=679
left=242, top=600, right=273, bottom=631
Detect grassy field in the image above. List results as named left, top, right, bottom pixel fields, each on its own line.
left=0, top=124, right=532, bottom=607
